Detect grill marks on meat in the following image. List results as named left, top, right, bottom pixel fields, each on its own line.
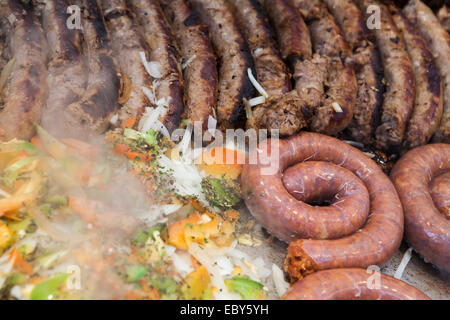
left=228, top=0, right=290, bottom=97
left=290, top=0, right=357, bottom=135
left=129, top=0, right=184, bottom=134
left=323, top=0, right=383, bottom=144
left=40, top=0, right=87, bottom=137
left=404, top=0, right=450, bottom=144
left=64, top=0, right=119, bottom=137
left=160, top=0, right=218, bottom=132
left=246, top=0, right=311, bottom=136
left=0, top=0, right=48, bottom=141
left=389, top=6, right=443, bottom=150
left=356, top=0, right=415, bottom=152
left=188, top=0, right=255, bottom=129
left=101, top=0, right=153, bottom=126
left=263, top=0, right=312, bottom=65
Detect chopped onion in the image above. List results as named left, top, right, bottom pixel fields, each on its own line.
left=248, top=96, right=266, bottom=107
left=207, top=115, right=217, bottom=136
left=182, top=54, right=196, bottom=70
left=139, top=51, right=162, bottom=78
left=394, top=247, right=413, bottom=279
left=247, top=68, right=268, bottom=98
left=332, top=102, right=343, bottom=113
left=110, top=114, right=119, bottom=125
left=272, top=264, right=290, bottom=298
left=189, top=243, right=241, bottom=300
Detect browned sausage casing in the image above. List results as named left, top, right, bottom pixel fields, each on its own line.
left=130, top=0, right=184, bottom=134
left=290, top=0, right=357, bottom=135
left=189, top=0, right=255, bottom=128
left=241, top=132, right=403, bottom=281
left=263, top=0, right=312, bottom=64
left=391, top=8, right=443, bottom=150
left=65, top=0, right=120, bottom=137
left=160, top=0, right=218, bottom=132
left=391, top=143, right=450, bottom=273
left=101, top=0, right=153, bottom=126
left=0, top=0, right=48, bottom=141
left=283, top=268, right=430, bottom=300
left=41, top=0, right=87, bottom=138
left=323, top=0, right=383, bottom=144
left=356, top=0, right=415, bottom=152
left=404, top=0, right=450, bottom=143
left=228, top=0, right=290, bottom=97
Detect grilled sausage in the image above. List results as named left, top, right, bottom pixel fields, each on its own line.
left=130, top=0, right=184, bottom=134
left=291, top=0, right=357, bottom=135
left=391, top=143, right=450, bottom=273
left=101, top=0, right=153, bottom=127
left=228, top=0, right=290, bottom=97
left=245, top=0, right=311, bottom=136
left=356, top=0, right=415, bottom=152
left=430, top=171, right=450, bottom=218
left=0, top=0, right=48, bottom=141
left=160, top=0, right=218, bottom=132
left=241, top=132, right=403, bottom=281
left=389, top=7, right=443, bottom=150
left=438, top=5, right=450, bottom=34
left=40, top=0, right=87, bottom=138
left=283, top=268, right=430, bottom=300
left=404, top=0, right=450, bottom=143
left=262, top=0, right=312, bottom=65
left=64, top=0, right=119, bottom=137
left=323, top=0, right=383, bottom=144
left=189, top=0, right=255, bottom=129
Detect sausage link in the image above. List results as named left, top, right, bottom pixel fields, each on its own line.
left=283, top=268, right=430, bottom=300
left=438, top=5, right=450, bottom=35
left=101, top=0, right=153, bottom=126
left=241, top=132, right=403, bottom=281
left=389, top=7, right=444, bottom=150
left=262, top=0, right=312, bottom=64
left=323, top=0, right=383, bottom=144
left=430, top=171, right=450, bottom=218
left=160, top=0, right=218, bottom=132
left=404, top=0, right=450, bottom=143
left=40, top=0, right=87, bottom=138
left=65, top=0, right=120, bottom=138
left=356, top=0, right=415, bottom=152
left=291, top=0, right=357, bottom=135
left=130, top=0, right=184, bottom=134
left=188, top=0, right=255, bottom=129
left=228, top=0, right=290, bottom=97
left=0, top=0, right=48, bottom=141
left=391, top=143, right=450, bottom=272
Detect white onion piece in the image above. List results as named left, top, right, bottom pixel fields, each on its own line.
left=247, top=68, right=268, bottom=98
left=272, top=264, right=290, bottom=298
left=394, top=247, right=413, bottom=279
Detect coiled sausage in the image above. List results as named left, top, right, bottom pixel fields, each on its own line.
left=241, top=132, right=403, bottom=281
left=391, top=143, right=450, bottom=273
left=283, top=268, right=430, bottom=300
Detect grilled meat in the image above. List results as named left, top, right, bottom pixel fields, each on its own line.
left=129, top=0, right=184, bottom=134
left=356, top=0, right=415, bottom=152
left=404, top=0, right=450, bottom=143
left=160, top=0, right=218, bottom=132
left=189, top=0, right=255, bottom=129
left=0, top=0, right=48, bottom=141
left=323, top=0, right=383, bottom=144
